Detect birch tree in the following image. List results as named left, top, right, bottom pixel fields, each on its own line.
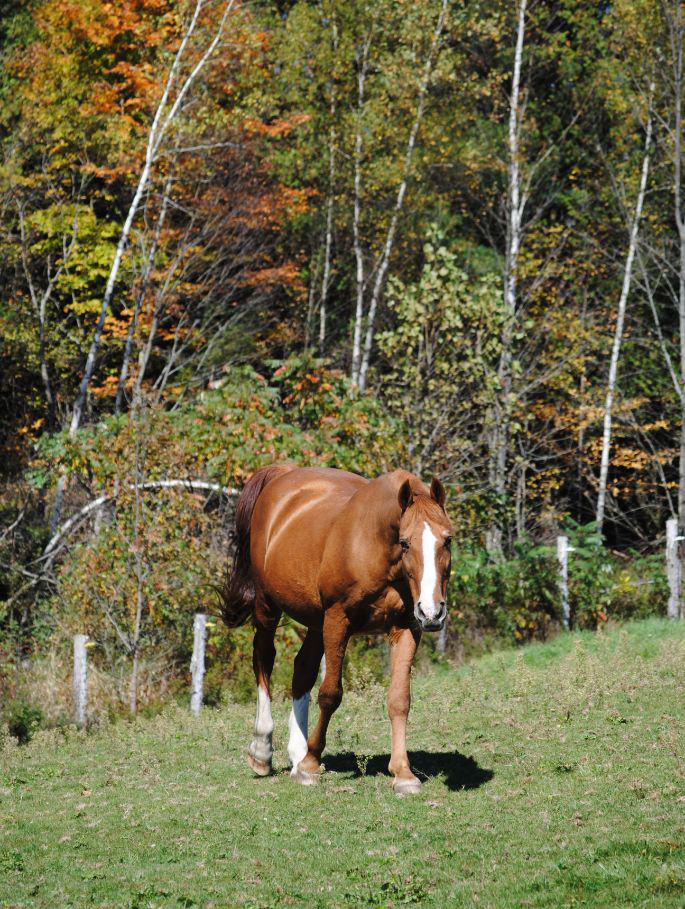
left=486, top=0, right=528, bottom=554
left=596, top=81, right=655, bottom=531
left=50, top=0, right=236, bottom=530
left=667, top=1, right=685, bottom=536
left=350, top=0, right=449, bottom=390
left=485, top=0, right=585, bottom=550
left=318, top=14, right=338, bottom=354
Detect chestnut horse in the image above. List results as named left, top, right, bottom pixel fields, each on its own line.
left=220, top=465, right=453, bottom=794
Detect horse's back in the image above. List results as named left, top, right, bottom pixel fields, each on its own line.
left=250, top=467, right=368, bottom=621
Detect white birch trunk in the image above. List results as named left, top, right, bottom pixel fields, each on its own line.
left=350, top=40, right=370, bottom=385
left=319, top=128, right=335, bottom=353
left=596, top=83, right=654, bottom=531
left=487, top=0, right=527, bottom=554
left=674, top=12, right=685, bottom=536
left=357, top=0, right=448, bottom=391
left=319, top=17, right=338, bottom=353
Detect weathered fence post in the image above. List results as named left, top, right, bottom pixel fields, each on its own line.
left=437, top=615, right=448, bottom=654
left=190, top=612, right=206, bottom=715
left=556, top=535, right=570, bottom=630
left=666, top=518, right=682, bottom=619
left=73, top=633, right=89, bottom=727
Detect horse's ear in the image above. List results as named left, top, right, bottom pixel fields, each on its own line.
left=430, top=476, right=446, bottom=509
left=398, top=479, right=414, bottom=512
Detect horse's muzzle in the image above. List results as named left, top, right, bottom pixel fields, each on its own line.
left=415, top=600, right=447, bottom=631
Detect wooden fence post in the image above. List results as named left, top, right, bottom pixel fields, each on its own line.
left=437, top=616, right=448, bottom=654
left=666, top=518, right=682, bottom=619
left=190, top=612, right=206, bottom=715
left=73, top=634, right=89, bottom=727
left=557, top=535, right=570, bottom=630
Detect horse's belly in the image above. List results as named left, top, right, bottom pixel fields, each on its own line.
left=258, top=535, right=324, bottom=626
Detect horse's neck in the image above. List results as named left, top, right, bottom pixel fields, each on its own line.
left=346, top=479, right=403, bottom=584
left=357, top=477, right=402, bottom=544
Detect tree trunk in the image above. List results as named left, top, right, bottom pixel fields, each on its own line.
left=115, top=178, right=172, bottom=414
left=319, top=16, right=338, bottom=354
left=50, top=0, right=234, bottom=531
left=596, top=82, right=653, bottom=532
left=669, top=3, right=685, bottom=539
left=487, top=0, right=527, bottom=554
left=350, top=37, right=370, bottom=386
left=357, top=0, right=448, bottom=391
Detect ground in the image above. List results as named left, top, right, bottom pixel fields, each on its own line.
left=1, top=618, right=684, bottom=908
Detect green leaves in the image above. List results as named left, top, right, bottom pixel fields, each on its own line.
left=377, top=222, right=504, bottom=479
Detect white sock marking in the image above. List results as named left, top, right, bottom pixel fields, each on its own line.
left=288, top=692, right=310, bottom=772
left=419, top=521, right=439, bottom=619
left=250, top=684, right=274, bottom=763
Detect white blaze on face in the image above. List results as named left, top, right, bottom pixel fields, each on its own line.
left=249, top=684, right=274, bottom=764
left=418, top=521, right=440, bottom=619
left=288, top=691, right=310, bottom=773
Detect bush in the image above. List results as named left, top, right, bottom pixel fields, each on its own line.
left=563, top=520, right=667, bottom=629
left=448, top=539, right=560, bottom=649
left=6, top=701, right=44, bottom=744
left=446, top=524, right=670, bottom=655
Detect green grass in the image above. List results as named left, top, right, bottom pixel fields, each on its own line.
left=1, top=618, right=684, bottom=908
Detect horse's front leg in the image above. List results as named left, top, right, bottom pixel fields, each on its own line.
left=293, top=609, right=350, bottom=784
left=387, top=626, right=422, bottom=795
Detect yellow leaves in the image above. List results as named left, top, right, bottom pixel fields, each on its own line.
left=18, top=418, right=45, bottom=437
left=611, top=447, right=650, bottom=471
left=65, top=299, right=102, bottom=316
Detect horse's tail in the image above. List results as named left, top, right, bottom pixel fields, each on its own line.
left=219, top=464, right=293, bottom=628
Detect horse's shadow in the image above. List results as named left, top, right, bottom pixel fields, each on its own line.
left=323, top=750, right=493, bottom=792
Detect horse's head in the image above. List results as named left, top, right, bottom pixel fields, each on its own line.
left=397, top=477, right=453, bottom=632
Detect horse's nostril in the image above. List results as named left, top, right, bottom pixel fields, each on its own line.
left=439, top=600, right=446, bottom=609
left=416, top=601, right=424, bottom=618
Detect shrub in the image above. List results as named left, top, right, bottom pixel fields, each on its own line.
left=448, top=539, right=559, bottom=649
left=6, top=701, right=44, bottom=744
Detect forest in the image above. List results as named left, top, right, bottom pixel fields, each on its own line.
left=1, top=0, right=683, bottom=721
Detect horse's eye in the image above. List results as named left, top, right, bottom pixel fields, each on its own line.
left=400, top=538, right=410, bottom=552
left=444, top=537, right=452, bottom=549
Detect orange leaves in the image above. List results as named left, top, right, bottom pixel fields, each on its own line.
left=241, top=263, right=304, bottom=293
left=243, top=112, right=311, bottom=139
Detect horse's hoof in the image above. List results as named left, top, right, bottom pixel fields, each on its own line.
left=392, top=776, right=422, bottom=796
left=290, top=764, right=322, bottom=786
left=247, top=752, right=272, bottom=777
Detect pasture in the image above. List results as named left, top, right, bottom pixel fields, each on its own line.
left=1, top=618, right=684, bottom=908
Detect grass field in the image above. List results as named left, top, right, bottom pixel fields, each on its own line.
left=1, top=618, right=684, bottom=908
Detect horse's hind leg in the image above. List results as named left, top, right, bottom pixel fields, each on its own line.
left=247, top=597, right=281, bottom=777
left=288, top=627, right=324, bottom=782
